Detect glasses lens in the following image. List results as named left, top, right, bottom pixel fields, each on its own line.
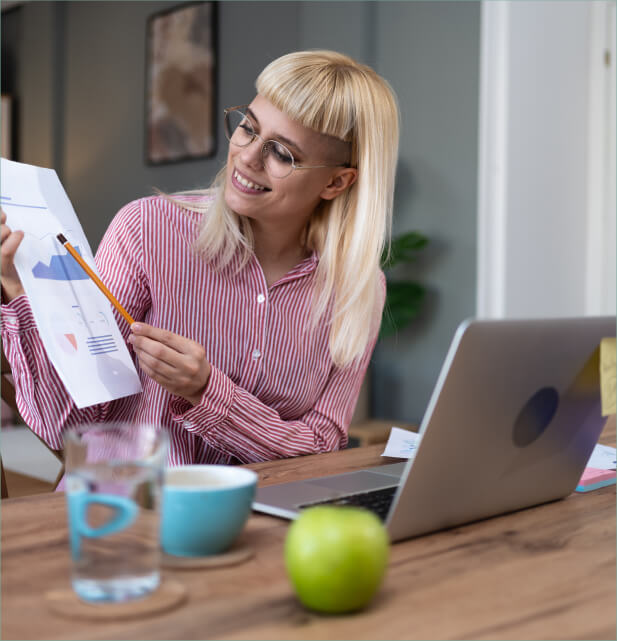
left=262, top=140, right=294, bottom=178
left=225, top=109, right=254, bottom=146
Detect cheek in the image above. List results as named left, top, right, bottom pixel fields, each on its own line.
left=223, top=175, right=237, bottom=211
left=226, top=146, right=236, bottom=168
left=286, top=175, right=327, bottom=202
left=224, top=148, right=239, bottom=188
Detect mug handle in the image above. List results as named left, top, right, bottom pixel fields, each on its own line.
left=72, top=493, right=139, bottom=539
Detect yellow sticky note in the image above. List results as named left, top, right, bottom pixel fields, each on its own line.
left=600, top=338, right=616, bottom=416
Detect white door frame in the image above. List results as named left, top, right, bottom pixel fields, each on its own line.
left=585, top=1, right=616, bottom=315
left=476, top=0, right=510, bottom=318
left=477, top=1, right=616, bottom=319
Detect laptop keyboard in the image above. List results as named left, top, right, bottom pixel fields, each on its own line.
left=298, top=485, right=397, bottom=521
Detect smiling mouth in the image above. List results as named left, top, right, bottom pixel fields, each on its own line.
left=233, top=169, right=270, bottom=192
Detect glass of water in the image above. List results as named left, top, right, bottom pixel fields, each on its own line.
left=64, top=422, right=168, bottom=603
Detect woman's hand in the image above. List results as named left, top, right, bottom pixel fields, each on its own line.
left=129, top=323, right=211, bottom=406
left=0, top=210, right=26, bottom=301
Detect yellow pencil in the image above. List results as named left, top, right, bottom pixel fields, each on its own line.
left=56, top=233, right=135, bottom=326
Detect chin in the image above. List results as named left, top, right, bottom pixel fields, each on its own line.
left=224, top=185, right=257, bottom=220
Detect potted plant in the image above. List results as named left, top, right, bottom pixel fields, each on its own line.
left=350, top=230, right=428, bottom=429
left=380, top=230, right=428, bottom=338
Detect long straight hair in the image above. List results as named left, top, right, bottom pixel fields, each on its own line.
left=176, top=51, right=399, bottom=368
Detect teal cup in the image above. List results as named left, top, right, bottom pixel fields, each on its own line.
left=161, top=465, right=258, bottom=557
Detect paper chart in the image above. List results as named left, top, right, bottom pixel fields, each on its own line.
left=1, top=158, right=142, bottom=408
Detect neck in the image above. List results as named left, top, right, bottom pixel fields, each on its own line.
left=250, top=220, right=310, bottom=286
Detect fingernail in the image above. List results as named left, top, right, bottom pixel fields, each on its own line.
left=132, top=323, right=142, bottom=332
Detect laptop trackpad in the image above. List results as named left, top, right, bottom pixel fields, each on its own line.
left=310, top=471, right=399, bottom=493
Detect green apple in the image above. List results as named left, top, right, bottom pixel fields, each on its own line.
left=284, top=506, right=389, bottom=613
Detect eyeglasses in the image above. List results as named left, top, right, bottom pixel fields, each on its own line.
left=223, top=105, right=348, bottom=179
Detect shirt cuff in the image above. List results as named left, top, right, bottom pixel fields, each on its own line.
left=0, top=295, right=38, bottom=333
left=169, top=365, right=236, bottom=433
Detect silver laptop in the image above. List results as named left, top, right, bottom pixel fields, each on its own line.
left=253, top=316, right=615, bottom=541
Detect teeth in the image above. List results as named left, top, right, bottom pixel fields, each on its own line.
left=234, top=170, right=266, bottom=191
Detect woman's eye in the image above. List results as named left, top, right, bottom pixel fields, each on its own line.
left=239, top=122, right=254, bottom=135
left=272, top=143, right=293, bottom=164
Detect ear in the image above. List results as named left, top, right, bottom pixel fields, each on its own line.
left=320, top=168, right=358, bottom=201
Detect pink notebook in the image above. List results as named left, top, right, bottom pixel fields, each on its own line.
left=575, top=467, right=617, bottom=492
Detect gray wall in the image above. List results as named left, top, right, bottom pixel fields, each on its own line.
left=2, top=1, right=480, bottom=425
left=371, top=2, right=480, bottom=423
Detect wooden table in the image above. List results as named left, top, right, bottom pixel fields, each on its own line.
left=2, top=420, right=615, bottom=640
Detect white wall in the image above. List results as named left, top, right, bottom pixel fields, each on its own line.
left=477, top=1, right=616, bottom=319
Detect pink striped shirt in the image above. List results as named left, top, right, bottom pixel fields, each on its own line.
left=1, top=195, right=384, bottom=465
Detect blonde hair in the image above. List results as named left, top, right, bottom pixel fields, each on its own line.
left=177, top=50, right=399, bottom=368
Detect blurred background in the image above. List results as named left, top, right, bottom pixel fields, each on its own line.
left=1, top=0, right=615, bottom=439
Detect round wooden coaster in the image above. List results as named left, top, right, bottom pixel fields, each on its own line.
left=45, top=579, right=187, bottom=621
left=162, top=544, right=254, bottom=569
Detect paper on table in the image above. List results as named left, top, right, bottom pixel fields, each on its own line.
left=382, top=426, right=422, bottom=459
left=1, top=158, right=142, bottom=408
left=586, top=443, right=617, bottom=470
left=381, top=425, right=616, bottom=472
left=600, top=337, right=616, bottom=416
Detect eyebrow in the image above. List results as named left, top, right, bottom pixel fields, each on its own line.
left=246, top=106, right=305, bottom=156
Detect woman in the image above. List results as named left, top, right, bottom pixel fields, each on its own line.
left=0, top=50, right=400, bottom=465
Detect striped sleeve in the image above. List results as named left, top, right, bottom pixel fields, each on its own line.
left=0, top=296, right=106, bottom=450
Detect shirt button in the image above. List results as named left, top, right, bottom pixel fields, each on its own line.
left=257, top=294, right=265, bottom=304
left=252, top=349, right=261, bottom=360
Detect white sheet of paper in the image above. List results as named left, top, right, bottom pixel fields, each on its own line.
left=382, top=426, right=422, bottom=459
left=381, top=425, right=617, bottom=472
left=586, top=443, right=617, bottom=470
left=1, top=158, right=142, bottom=408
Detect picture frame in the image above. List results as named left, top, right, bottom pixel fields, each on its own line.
left=145, top=1, right=217, bottom=164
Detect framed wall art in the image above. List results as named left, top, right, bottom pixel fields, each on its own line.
left=145, top=1, right=217, bottom=164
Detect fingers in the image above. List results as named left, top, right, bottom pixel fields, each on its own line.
left=1, top=221, right=11, bottom=244
left=128, top=323, right=211, bottom=403
left=134, top=350, right=176, bottom=384
left=130, top=331, right=178, bottom=368
left=130, top=324, right=202, bottom=363
left=131, top=322, right=188, bottom=352
left=1, top=228, right=24, bottom=259
left=132, top=340, right=180, bottom=377
left=1, top=209, right=26, bottom=300
left=1, top=208, right=24, bottom=259
left=130, top=323, right=206, bottom=369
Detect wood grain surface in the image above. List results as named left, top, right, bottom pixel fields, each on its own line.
left=2, top=418, right=615, bottom=640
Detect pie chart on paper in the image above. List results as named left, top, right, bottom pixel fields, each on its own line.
left=62, top=333, right=78, bottom=353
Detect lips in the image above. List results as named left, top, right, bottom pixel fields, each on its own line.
left=232, top=169, right=270, bottom=193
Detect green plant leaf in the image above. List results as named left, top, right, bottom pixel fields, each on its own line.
left=381, top=231, right=428, bottom=269
left=380, top=280, right=425, bottom=338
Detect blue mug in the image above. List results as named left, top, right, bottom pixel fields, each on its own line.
left=161, top=465, right=258, bottom=557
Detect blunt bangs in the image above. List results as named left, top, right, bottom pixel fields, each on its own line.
left=255, top=53, right=356, bottom=145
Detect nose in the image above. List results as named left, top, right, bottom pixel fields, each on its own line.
left=237, top=136, right=265, bottom=171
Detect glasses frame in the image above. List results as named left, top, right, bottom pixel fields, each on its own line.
left=223, top=105, right=349, bottom=178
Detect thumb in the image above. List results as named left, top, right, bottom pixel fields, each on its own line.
left=1, top=230, right=24, bottom=262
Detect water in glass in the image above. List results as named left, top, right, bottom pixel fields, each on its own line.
left=66, top=460, right=162, bottom=602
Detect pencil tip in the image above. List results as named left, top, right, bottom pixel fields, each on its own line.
left=57, top=233, right=67, bottom=244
